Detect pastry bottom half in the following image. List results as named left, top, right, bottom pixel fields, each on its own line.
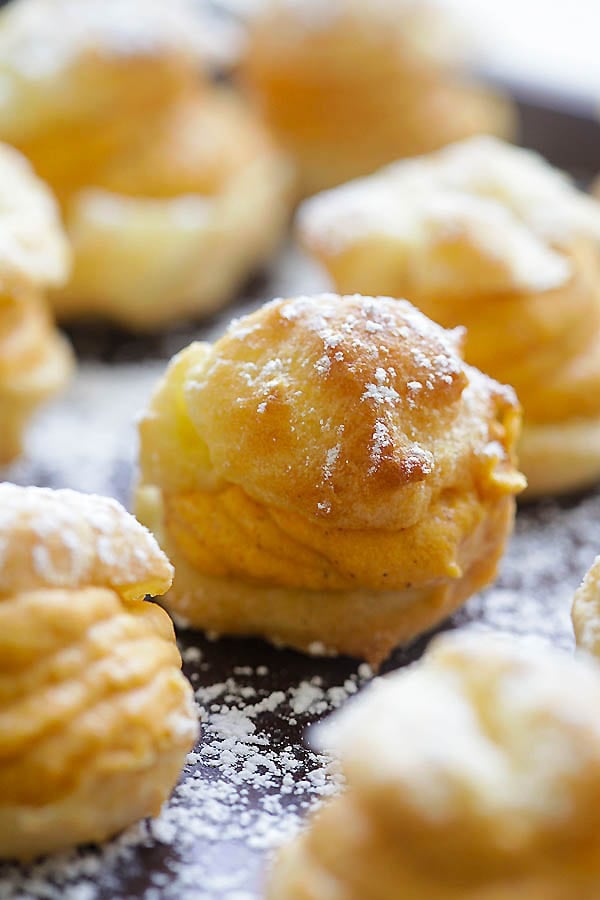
left=0, top=744, right=188, bottom=861
left=0, top=331, right=73, bottom=465
left=139, top=487, right=514, bottom=667
left=267, top=791, right=599, bottom=900
left=519, top=415, right=600, bottom=499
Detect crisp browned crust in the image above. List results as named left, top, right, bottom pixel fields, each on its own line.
left=299, top=137, right=600, bottom=496
left=137, top=293, right=525, bottom=664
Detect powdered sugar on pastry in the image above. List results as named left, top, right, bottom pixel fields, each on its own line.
left=0, top=482, right=173, bottom=598
left=299, top=136, right=600, bottom=293
left=0, top=142, right=69, bottom=290
left=0, top=0, right=208, bottom=78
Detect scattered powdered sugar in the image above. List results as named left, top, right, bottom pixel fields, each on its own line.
left=456, top=493, right=600, bottom=651
left=1, top=245, right=599, bottom=898
left=4, top=360, right=163, bottom=503
left=0, top=646, right=373, bottom=900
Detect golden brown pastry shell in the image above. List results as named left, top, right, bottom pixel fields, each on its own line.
left=240, top=4, right=515, bottom=196
left=50, top=88, right=292, bottom=330
left=136, top=294, right=525, bottom=664
left=0, top=485, right=198, bottom=860
left=306, top=228, right=600, bottom=497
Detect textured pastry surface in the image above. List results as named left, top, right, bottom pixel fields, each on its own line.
left=239, top=0, right=514, bottom=195
left=0, top=0, right=291, bottom=329
left=137, top=293, right=525, bottom=664
left=268, top=630, right=600, bottom=899
left=572, top=555, right=600, bottom=657
left=299, top=137, right=600, bottom=496
left=0, top=483, right=198, bottom=861
left=0, top=142, right=72, bottom=464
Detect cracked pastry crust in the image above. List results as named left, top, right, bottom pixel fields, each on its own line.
left=0, top=483, right=199, bottom=861
left=0, top=0, right=292, bottom=330
left=268, top=631, right=600, bottom=900
left=136, top=293, right=525, bottom=666
left=238, top=0, right=515, bottom=197
left=0, top=143, right=72, bottom=465
left=299, top=136, right=600, bottom=496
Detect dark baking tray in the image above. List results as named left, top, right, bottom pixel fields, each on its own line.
left=1, top=88, right=600, bottom=900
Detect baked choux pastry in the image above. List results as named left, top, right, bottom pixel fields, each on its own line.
left=299, top=136, right=600, bottom=497
left=0, top=0, right=292, bottom=330
left=0, top=143, right=72, bottom=465
left=0, top=483, right=199, bottom=861
left=52, top=87, right=292, bottom=330
left=0, top=0, right=209, bottom=199
left=238, top=0, right=515, bottom=197
left=268, top=631, right=600, bottom=900
left=572, top=556, right=600, bottom=656
left=136, top=293, right=525, bottom=666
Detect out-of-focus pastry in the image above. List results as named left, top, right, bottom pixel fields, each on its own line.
left=0, top=0, right=221, bottom=199
left=52, top=88, right=292, bottom=330
left=0, top=483, right=199, bottom=861
left=0, top=143, right=72, bottom=465
left=572, top=555, right=600, bottom=656
left=238, top=0, right=515, bottom=197
left=0, top=0, right=292, bottom=330
left=136, top=293, right=525, bottom=666
left=299, top=136, right=600, bottom=497
left=269, top=630, right=600, bottom=900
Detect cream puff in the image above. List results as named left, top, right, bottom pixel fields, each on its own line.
left=0, top=482, right=199, bottom=861
left=0, top=0, right=292, bottom=330
left=269, top=631, right=600, bottom=899
left=238, top=0, right=515, bottom=197
left=0, top=142, right=72, bottom=465
left=52, top=87, right=292, bottom=330
left=136, top=292, right=525, bottom=666
left=299, top=136, right=600, bottom=497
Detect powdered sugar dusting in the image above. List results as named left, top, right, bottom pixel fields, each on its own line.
left=0, top=645, right=373, bottom=899
left=0, top=0, right=224, bottom=81
left=0, top=481, right=172, bottom=593
left=0, top=244, right=598, bottom=899
left=299, top=136, right=600, bottom=293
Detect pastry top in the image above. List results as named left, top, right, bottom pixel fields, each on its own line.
left=95, top=87, right=289, bottom=199
left=0, top=142, right=69, bottom=292
left=243, top=0, right=465, bottom=68
left=572, top=555, right=600, bottom=656
left=165, top=293, right=524, bottom=531
left=299, top=137, right=600, bottom=295
left=315, top=630, right=600, bottom=853
left=0, top=483, right=173, bottom=600
left=0, top=0, right=214, bottom=141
